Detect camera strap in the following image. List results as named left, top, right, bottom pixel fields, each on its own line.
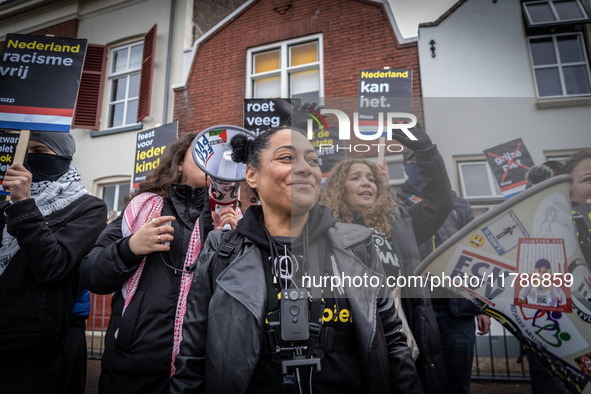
left=304, top=237, right=325, bottom=358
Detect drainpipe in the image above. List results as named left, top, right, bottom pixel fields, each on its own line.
left=162, top=0, right=175, bottom=124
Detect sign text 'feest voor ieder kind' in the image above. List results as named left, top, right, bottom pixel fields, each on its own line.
left=133, top=122, right=178, bottom=189
left=0, top=34, right=87, bottom=132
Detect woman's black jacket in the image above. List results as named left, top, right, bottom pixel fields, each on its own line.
left=0, top=196, right=107, bottom=353
left=80, top=185, right=210, bottom=394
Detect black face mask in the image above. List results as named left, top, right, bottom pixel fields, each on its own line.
left=24, top=153, right=72, bottom=182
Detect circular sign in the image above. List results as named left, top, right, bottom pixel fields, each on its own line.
left=191, top=125, right=257, bottom=182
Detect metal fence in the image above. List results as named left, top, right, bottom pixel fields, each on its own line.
left=87, top=293, right=110, bottom=359
left=471, top=320, right=531, bottom=381
left=86, top=294, right=531, bottom=383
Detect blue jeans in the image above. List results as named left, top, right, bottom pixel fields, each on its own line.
left=434, top=309, right=475, bottom=394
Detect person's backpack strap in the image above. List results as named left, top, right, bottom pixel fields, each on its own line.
left=208, top=230, right=245, bottom=292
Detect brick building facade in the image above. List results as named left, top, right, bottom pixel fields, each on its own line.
left=174, top=0, right=424, bottom=148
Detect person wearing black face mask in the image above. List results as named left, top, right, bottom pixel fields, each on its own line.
left=0, top=131, right=108, bottom=394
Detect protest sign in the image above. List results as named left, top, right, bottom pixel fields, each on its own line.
left=484, top=138, right=534, bottom=199
left=243, top=98, right=293, bottom=136
left=133, top=122, right=178, bottom=188
left=0, top=133, right=20, bottom=195
left=0, top=34, right=87, bottom=132
left=417, top=175, right=591, bottom=394
left=357, top=69, right=412, bottom=134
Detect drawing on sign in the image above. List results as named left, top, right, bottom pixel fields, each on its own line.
left=507, top=303, right=587, bottom=357
left=515, top=238, right=571, bottom=313
left=533, top=193, right=576, bottom=257
left=481, top=210, right=529, bottom=255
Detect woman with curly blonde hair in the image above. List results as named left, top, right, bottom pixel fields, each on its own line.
left=319, top=125, right=454, bottom=394
left=321, top=159, right=395, bottom=237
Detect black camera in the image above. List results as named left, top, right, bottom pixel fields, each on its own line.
left=280, top=289, right=309, bottom=342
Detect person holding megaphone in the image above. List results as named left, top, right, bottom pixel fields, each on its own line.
left=80, top=132, right=239, bottom=394
left=172, top=126, right=424, bottom=394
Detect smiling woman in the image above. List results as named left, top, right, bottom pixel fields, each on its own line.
left=171, top=126, right=424, bottom=394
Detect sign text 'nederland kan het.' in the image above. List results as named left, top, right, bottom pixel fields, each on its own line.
left=0, top=34, right=87, bottom=132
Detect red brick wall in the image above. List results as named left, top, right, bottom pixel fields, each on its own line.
left=174, top=0, right=423, bottom=138
left=0, top=19, right=79, bottom=51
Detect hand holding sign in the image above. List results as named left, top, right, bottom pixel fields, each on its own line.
left=3, top=163, right=31, bottom=202
left=390, top=121, right=432, bottom=151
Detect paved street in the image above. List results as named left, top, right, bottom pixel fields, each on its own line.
left=85, top=359, right=532, bottom=394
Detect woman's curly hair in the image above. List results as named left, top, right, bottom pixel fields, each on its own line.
left=319, top=159, right=396, bottom=237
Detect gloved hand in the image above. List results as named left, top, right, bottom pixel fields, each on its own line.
left=391, top=121, right=433, bottom=151
left=289, top=102, right=324, bottom=130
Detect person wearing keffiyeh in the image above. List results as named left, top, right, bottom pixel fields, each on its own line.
left=80, top=132, right=240, bottom=394
left=0, top=131, right=108, bottom=394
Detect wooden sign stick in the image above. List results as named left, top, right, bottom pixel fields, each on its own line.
left=13, top=129, right=30, bottom=165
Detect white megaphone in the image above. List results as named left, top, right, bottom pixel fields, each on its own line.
left=191, top=125, right=257, bottom=229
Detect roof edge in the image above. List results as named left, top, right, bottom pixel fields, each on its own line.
left=371, top=0, right=417, bottom=44
left=173, top=0, right=418, bottom=91
left=174, top=0, right=256, bottom=89
left=419, top=0, right=468, bottom=29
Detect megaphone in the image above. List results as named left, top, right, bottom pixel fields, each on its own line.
left=191, top=125, right=257, bottom=229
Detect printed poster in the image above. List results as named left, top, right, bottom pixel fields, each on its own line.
left=515, top=238, right=572, bottom=313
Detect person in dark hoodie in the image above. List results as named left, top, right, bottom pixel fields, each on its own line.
left=397, top=149, right=490, bottom=394
left=172, top=126, right=424, bottom=394
left=320, top=127, right=452, bottom=394
left=0, top=131, right=107, bottom=394
left=80, top=132, right=239, bottom=394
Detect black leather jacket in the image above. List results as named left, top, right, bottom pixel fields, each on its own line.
left=171, top=223, right=424, bottom=394
left=81, top=185, right=210, bottom=394
left=0, top=196, right=107, bottom=352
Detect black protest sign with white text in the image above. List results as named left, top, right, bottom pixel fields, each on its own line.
left=0, top=34, right=87, bottom=110
left=133, top=122, right=178, bottom=188
left=484, top=138, right=534, bottom=194
left=244, top=99, right=293, bottom=136
left=358, top=69, right=412, bottom=124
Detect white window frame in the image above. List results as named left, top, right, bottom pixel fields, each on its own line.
left=470, top=204, right=499, bottom=218
left=245, top=34, right=324, bottom=99
left=105, top=41, right=143, bottom=130
left=94, top=176, right=132, bottom=217
left=457, top=161, right=504, bottom=200
left=527, top=32, right=591, bottom=99
left=367, top=154, right=406, bottom=186
left=523, top=0, right=589, bottom=26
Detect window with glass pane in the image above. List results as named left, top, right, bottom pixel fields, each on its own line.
left=101, top=182, right=130, bottom=213
left=458, top=162, right=503, bottom=199
left=523, top=0, right=588, bottom=26
left=528, top=33, right=591, bottom=98
left=248, top=36, right=322, bottom=99
left=107, top=42, right=143, bottom=128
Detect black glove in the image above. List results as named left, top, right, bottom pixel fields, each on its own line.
left=289, top=102, right=324, bottom=130
left=390, top=121, right=432, bottom=151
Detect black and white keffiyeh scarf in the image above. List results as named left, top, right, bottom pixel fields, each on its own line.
left=0, top=166, right=90, bottom=277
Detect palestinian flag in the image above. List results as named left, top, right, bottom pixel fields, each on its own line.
left=208, top=129, right=227, bottom=145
